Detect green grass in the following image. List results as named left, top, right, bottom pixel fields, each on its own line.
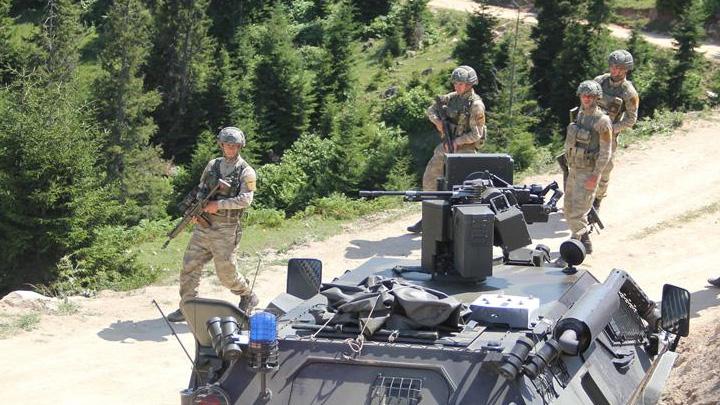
left=0, top=312, right=41, bottom=339
left=135, top=201, right=416, bottom=281
left=55, top=298, right=81, bottom=316
left=612, top=0, right=655, bottom=10
left=630, top=201, right=720, bottom=240
left=356, top=10, right=467, bottom=96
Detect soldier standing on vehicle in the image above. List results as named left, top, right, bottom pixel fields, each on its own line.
left=167, top=127, right=259, bottom=323
left=563, top=81, right=613, bottom=254
left=407, top=65, right=487, bottom=233
left=592, top=49, right=639, bottom=211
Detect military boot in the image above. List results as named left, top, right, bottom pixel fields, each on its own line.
left=407, top=220, right=422, bottom=233
left=709, top=277, right=720, bottom=288
left=167, top=308, right=185, bottom=323
left=593, top=198, right=602, bottom=212
left=239, top=292, right=259, bottom=314
left=580, top=234, right=593, bottom=255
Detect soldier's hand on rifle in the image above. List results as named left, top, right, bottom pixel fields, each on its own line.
left=203, top=200, right=220, bottom=214
left=443, top=138, right=460, bottom=153
left=584, top=174, right=599, bottom=191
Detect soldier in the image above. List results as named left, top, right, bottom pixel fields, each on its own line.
left=563, top=81, right=613, bottom=254
left=407, top=65, right=487, bottom=233
left=592, top=49, right=639, bottom=211
left=167, top=127, right=259, bottom=323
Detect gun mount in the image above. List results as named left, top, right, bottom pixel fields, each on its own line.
left=172, top=154, right=691, bottom=405
left=361, top=171, right=563, bottom=282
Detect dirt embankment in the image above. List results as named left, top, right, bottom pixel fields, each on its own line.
left=1, top=112, right=719, bottom=404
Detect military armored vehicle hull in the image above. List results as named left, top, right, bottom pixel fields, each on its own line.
left=180, top=256, right=688, bottom=405
left=176, top=154, right=689, bottom=405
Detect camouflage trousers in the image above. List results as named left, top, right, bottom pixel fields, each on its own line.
left=563, top=167, right=599, bottom=239
left=179, top=219, right=250, bottom=304
left=596, top=134, right=619, bottom=201
left=422, top=143, right=476, bottom=191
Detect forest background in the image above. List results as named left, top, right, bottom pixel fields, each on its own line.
left=0, top=0, right=718, bottom=296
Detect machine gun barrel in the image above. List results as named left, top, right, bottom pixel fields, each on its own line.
left=359, top=190, right=456, bottom=202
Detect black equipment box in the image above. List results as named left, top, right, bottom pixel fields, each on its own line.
left=442, top=153, right=514, bottom=190
left=421, top=200, right=452, bottom=272
left=495, top=206, right=532, bottom=252
left=453, top=205, right=494, bottom=280
left=520, top=204, right=549, bottom=224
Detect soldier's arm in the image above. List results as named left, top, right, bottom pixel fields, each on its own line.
left=454, top=100, right=487, bottom=146
left=427, top=94, right=449, bottom=128
left=592, top=118, right=613, bottom=177
left=196, top=160, right=215, bottom=197
left=216, top=166, right=256, bottom=210
left=613, top=86, right=639, bottom=134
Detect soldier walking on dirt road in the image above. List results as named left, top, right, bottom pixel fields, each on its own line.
left=167, top=127, right=259, bottom=322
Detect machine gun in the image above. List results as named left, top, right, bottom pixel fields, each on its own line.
left=360, top=172, right=563, bottom=225
left=162, top=179, right=231, bottom=249
left=361, top=173, right=563, bottom=281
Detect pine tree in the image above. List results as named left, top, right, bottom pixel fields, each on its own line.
left=351, top=0, right=391, bottom=23
left=487, top=31, right=540, bottom=170
left=397, top=0, right=430, bottom=51
left=0, top=80, right=121, bottom=289
left=248, top=7, right=314, bottom=161
left=93, top=0, right=170, bottom=222
left=313, top=0, right=357, bottom=132
left=669, top=0, right=705, bottom=109
left=32, top=0, right=83, bottom=84
left=145, top=0, right=215, bottom=162
left=207, top=0, right=266, bottom=48
left=0, top=0, right=17, bottom=84
left=530, top=0, right=574, bottom=110
left=453, top=3, right=499, bottom=108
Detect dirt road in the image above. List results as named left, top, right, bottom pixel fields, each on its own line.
left=428, top=0, right=720, bottom=62
left=2, top=112, right=720, bottom=404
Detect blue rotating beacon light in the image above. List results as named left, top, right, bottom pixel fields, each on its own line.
left=248, top=311, right=279, bottom=400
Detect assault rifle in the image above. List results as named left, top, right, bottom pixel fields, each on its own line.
left=437, top=102, right=455, bottom=153
left=588, top=206, right=604, bottom=231
left=162, top=179, right=231, bottom=249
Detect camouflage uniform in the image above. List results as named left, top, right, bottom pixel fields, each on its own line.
left=179, top=156, right=257, bottom=304
left=593, top=52, right=639, bottom=203
left=423, top=90, right=486, bottom=190
left=563, top=83, right=613, bottom=243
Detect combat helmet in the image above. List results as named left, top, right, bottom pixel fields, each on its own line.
left=451, top=65, right=478, bottom=85
left=576, top=80, right=603, bottom=98
left=217, top=127, right=246, bottom=147
left=608, top=49, right=634, bottom=70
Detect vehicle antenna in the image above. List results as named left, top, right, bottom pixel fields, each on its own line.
left=508, top=0, right=521, bottom=119
left=248, top=255, right=262, bottom=298
left=151, top=299, right=202, bottom=381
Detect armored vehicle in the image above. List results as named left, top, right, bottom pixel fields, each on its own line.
left=175, top=154, right=690, bottom=405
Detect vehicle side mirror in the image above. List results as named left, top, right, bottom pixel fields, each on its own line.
left=660, top=284, right=690, bottom=337
left=287, top=258, right=322, bottom=299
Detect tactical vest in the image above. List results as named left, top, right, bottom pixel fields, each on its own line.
left=444, top=92, right=484, bottom=147
left=204, top=158, right=249, bottom=217
left=597, top=75, right=630, bottom=123
left=565, top=108, right=603, bottom=169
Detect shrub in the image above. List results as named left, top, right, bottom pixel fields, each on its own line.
left=244, top=208, right=285, bottom=228
left=50, top=224, right=157, bottom=295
